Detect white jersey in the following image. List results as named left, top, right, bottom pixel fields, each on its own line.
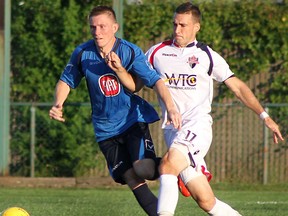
left=146, top=40, right=234, bottom=129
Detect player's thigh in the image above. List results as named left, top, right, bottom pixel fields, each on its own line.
left=160, top=146, right=190, bottom=175
left=133, top=158, right=155, bottom=178
left=98, top=138, right=132, bottom=184
left=125, top=123, right=157, bottom=177
left=167, top=118, right=212, bottom=170
left=126, top=122, right=157, bottom=161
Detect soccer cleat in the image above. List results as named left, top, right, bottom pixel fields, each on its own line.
left=177, top=175, right=191, bottom=197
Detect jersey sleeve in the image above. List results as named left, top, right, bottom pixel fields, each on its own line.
left=209, top=47, right=234, bottom=82
left=60, top=47, right=84, bottom=89
left=129, top=46, right=160, bottom=88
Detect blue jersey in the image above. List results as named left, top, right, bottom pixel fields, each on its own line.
left=60, top=38, right=160, bottom=142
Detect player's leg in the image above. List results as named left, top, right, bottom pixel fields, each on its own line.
left=133, top=157, right=161, bottom=180
left=187, top=176, right=241, bottom=216
left=178, top=162, right=212, bottom=197
left=157, top=146, right=189, bottom=216
left=158, top=117, right=214, bottom=215
left=183, top=168, right=215, bottom=211
left=123, top=168, right=158, bottom=216
left=207, top=198, right=242, bottom=216
left=178, top=118, right=242, bottom=216
left=98, top=136, right=158, bottom=216
left=124, top=122, right=160, bottom=215
left=163, top=127, right=191, bottom=197
left=181, top=164, right=242, bottom=215
left=126, top=122, right=160, bottom=180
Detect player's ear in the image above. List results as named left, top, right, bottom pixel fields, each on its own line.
left=113, top=23, right=119, bottom=33
left=194, top=23, right=200, bottom=32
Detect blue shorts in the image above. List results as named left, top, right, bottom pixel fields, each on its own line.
left=98, top=122, right=157, bottom=184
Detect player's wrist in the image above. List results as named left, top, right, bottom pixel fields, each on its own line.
left=259, top=111, right=269, bottom=120
left=114, top=66, right=126, bottom=74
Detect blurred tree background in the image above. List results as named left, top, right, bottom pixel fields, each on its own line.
left=10, top=0, right=287, bottom=177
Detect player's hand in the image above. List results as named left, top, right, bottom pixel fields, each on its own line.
left=105, top=51, right=124, bottom=73
left=49, top=105, right=65, bottom=122
left=264, top=117, right=284, bottom=144
left=166, top=107, right=182, bottom=130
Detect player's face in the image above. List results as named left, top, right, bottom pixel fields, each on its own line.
left=173, top=13, right=200, bottom=47
left=89, top=13, right=118, bottom=50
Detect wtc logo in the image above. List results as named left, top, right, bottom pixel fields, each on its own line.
left=164, top=73, right=197, bottom=87
left=99, top=74, right=120, bottom=97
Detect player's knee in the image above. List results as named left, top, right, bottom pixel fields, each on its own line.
left=133, top=159, right=155, bottom=179
left=123, top=168, right=145, bottom=189
left=147, top=157, right=161, bottom=180
left=159, top=157, right=178, bottom=175
left=159, top=148, right=188, bottom=175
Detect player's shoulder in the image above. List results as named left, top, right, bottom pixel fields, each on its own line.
left=196, top=41, right=218, bottom=55
left=117, top=38, right=146, bottom=60
left=73, top=39, right=94, bottom=55
left=146, top=40, right=173, bottom=58
left=195, top=41, right=222, bottom=61
left=118, top=38, right=141, bottom=51
left=150, top=40, right=173, bottom=51
left=78, top=39, right=94, bottom=50
left=196, top=41, right=211, bottom=51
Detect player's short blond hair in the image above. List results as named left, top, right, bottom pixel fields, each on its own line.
left=88, top=6, right=117, bottom=22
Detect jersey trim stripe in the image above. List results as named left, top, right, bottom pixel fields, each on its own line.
left=149, top=40, right=173, bottom=67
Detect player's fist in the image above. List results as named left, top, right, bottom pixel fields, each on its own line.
left=105, top=51, right=124, bottom=73
left=49, top=105, right=65, bottom=122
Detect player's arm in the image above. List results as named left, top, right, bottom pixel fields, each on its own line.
left=49, top=80, right=70, bottom=122
left=224, top=76, right=284, bottom=143
left=106, top=51, right=144, bottom=93
left=153, top=79, right=182, bottom=130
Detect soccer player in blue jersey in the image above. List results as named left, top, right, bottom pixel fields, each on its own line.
left=49, top=6, right=181, bottom=216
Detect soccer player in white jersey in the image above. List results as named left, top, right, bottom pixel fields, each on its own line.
left=145, top=2, right=284, bottom=216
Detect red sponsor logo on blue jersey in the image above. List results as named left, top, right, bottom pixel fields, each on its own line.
left=99, top=74, right=120, bottom=97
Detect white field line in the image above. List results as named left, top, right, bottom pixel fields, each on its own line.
left=246, top=201, right=288, bottom=205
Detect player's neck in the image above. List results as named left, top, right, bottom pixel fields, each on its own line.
left=173, top=39, right=196, bottom=48
left=96, top=37, right=117, bottom=58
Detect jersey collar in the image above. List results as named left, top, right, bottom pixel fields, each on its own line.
left=172, top=39, right=197, bottom=48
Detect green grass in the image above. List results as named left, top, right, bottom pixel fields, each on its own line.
left=0, top=184, right=288, bottom=215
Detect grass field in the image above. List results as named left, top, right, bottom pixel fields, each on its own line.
left=0, top=183, right=288, bottom=215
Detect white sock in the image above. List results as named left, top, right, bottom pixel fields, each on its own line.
left=208, top=198, right=241, bottom=216
left=157, top=174, right=179, bottom=216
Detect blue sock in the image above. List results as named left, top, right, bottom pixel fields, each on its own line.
left=133, top=183, right=158, bottom=216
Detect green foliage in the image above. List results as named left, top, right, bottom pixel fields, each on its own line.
left=10, top=0, right=287, bottom=177
left=12, top=0, right=62, bottom=101
left=10, top=0, right=110, bottom=177
left=124, top=0, right=288, bottom=103
left=124, top=2, right=175, bottom=49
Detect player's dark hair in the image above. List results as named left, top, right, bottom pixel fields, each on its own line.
left=175, top=2, right=201, bottom=23
left=89, top=6, right=117, bottom=22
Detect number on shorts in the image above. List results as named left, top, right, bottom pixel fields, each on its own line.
left=185, top=130, right=197, bottom=142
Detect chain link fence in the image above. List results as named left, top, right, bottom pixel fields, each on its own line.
left=9, top=101, right=288, bottom=184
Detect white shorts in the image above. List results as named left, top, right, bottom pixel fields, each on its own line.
left=164, top=116, right=213, bottom=183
